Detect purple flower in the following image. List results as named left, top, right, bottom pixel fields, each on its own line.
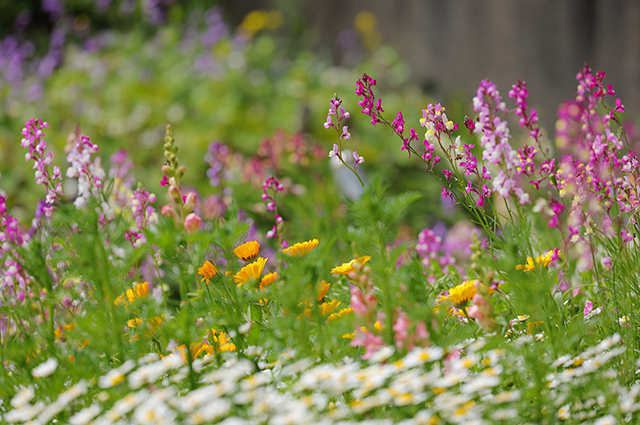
left=328, top=144, right=339, bottom=158
left=392, top=111, right=405, bottom=134
left=355, top=73, right=383, bottom=125
left=352, top=151, right=364, bottom=168
left=21, top=119, right=63, bottom=218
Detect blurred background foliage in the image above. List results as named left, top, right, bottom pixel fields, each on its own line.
left=0, top=0, right=476, bottom=240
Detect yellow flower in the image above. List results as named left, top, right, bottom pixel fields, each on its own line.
left=319, top=299, right=341, bottom=316
left=198, top=261, right=219, bottom=284
left=282, top=239, right=319, bottom=256
left=438, top=280, right=478, bottom=307
left=516, top=257, right=536, bottom=272
left=326, top=307, right=354, bottom=323
left=54, top=323, right=76, bottom=339
left=234, top=257, right=268, bottom=287
left=259, top=272, right=277, bottom=289
left=212, top=330, right=237, bottom=352
left=317, top=280, right=331, bottom=302
left=127, top=318, right=144, bottom=328
left=75, top=339, right=90, bottom=349
left=436, top=280, right=497, bottom=316
left=126, top=315, right=165, bottom=342
left=233, top=241, right=260, bottom=262
left=114, top=282, right=149, bottom=306
left=331, top=255, right=371, bottom=275
left=516, top=249, right=562, bottom=271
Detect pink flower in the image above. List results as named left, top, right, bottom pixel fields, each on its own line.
left=352, top=151, right=364, bottom=168
left=184, top=213, right=202, bottom=233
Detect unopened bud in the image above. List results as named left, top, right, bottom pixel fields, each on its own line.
left=184, top=191, right=197, bottom=212
left=161, top=205, right=174, bottom=217
left=161, top=165, right=172, bottom=174
left=177, top=166, right=187, bottom=178
left=347, top=271, right=358, bottom=281
left=168, top=185, right=181, bottom=201
left=184, top=213, right=202, bottom=233
left=161, top=205, right=180, bottom=225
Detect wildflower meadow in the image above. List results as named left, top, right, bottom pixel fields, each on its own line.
left=1, top=5, right=640, bottom=425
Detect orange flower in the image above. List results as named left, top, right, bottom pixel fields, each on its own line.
left=259, top=272, right=277, bottom=290
left=234, top=257, right=268, bottom=287
left=317, top=281, right=331, bottom=302
left=282, top=239, right=319, bottom=257
left=198, top=261, right=219, bottom=284
left=234, top=241, right=260, bottom=262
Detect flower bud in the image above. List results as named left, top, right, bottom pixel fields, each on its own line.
left=184, top=191, right=197, bottom=213
left=184, top=213, right=202, bottom=233
left=168, top=185, right=181, bottom=202
left=161, top=205, right=180, bottom=226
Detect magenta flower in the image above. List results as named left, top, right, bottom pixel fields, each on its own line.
left=352, top=151, right=364, bottom=169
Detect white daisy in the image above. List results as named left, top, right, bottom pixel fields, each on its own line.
left=32, top=357, right=58, bottom=378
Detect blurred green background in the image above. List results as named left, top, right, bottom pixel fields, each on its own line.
left=1, top=0, right=477, bottom=239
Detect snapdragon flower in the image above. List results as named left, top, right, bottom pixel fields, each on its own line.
left=21, top=119, right=63, bottom=218
left=125, top=187, right=157, bottom=248
left=66, top=134, right=106, bottom=210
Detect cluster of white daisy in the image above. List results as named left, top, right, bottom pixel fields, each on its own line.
left=1, top=334, right=637, bottom=425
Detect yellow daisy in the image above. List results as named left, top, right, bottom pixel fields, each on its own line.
left=331, top=255, right=371, bottom=275
left=319, top=299, right=341, bottom=316
left=439, top=280, right=477, bottom=307
left=234, top=257, right=268, bottom=287
left=233, top=241, right=260, bottom=262
left=114, top=281, right=149, bottom=306
left=326, top=307, right=353, bottom=323
left=198, top=261, right=219, bottom=284
left=282, top=239, right=319, bottom=256
left=259, top=272, right=277, bottom=289
left=436, top=280, right=496, bottom=316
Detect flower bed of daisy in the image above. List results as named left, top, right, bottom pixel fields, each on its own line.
left=1, top=63, right=640, bottom=425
